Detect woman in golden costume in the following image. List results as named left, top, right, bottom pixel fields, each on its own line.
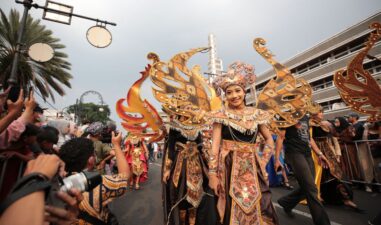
left=207, top=62, right=278, bottom=225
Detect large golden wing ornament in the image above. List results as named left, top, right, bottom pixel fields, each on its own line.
left=334, top=22, right=381, bottom=122
left=116, top=65, right=165, bottom=143
left=254, top=38, right=313, bottom=130
left=147, top=48, right=222, bottom=127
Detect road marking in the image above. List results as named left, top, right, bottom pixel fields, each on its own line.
left=273, top=203, right=342, bottom=225
left=151, top=164, right=342, bottom=225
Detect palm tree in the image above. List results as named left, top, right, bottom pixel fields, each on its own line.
left=0, top=8, right=72, bottom=101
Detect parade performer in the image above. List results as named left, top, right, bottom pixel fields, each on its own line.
left=125, top=133, right=148, bottom=190
left=207, top=61, right=278, bottom=225
left=148, top=49, right=220, bottom=225
left=310, top=109, right=361, bottom=211
left=116, top=62, right=166, bottom=191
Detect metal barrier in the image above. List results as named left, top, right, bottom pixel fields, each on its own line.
left=0, top=152, right=29, bottom=201
left=342, top=139, right=381, bottom=186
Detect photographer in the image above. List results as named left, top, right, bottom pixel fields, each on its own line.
left=86, top=122, right=113, bottom=173
left=58, top=132, right=130, bottom=224
left=0, top=154, right=82, bottom=225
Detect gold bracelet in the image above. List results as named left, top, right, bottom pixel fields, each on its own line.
left=165, top=158, right=172, bottom=171
left=208, top=154, right=218, bottom=172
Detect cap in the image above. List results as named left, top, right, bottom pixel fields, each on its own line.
left=34, top=104, right=47, bottom=113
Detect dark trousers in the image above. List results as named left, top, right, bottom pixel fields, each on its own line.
left=278, top=151, right=331, bottom=225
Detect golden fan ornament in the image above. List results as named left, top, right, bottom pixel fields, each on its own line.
left=148, top=48, right=222, bottom=128
left=334, top=22, right=381, bottom=122
left=254, top=38, right=314, bottom=130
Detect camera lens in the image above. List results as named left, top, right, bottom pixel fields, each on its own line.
left=60, top=171, right=102, bottom=193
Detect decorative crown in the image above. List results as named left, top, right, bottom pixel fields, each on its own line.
left=213, top=61, right=256, bottom=93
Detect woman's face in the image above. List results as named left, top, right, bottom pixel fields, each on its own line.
left=63, top=124, right=70, bottom=135
left=225, top=85, right=245, bottom=108
left=314, top=112, right=323, bottom=120
left=334, top=119, right=340, bottom=127
left=70, top=124, right=78, bottom=135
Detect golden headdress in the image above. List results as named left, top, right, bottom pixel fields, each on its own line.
left=148, top=48, right=222, bottom=132
left=212, top=61, right=256, bottom=93
left=254, top=38, right=314, bottom=131
left=116, top=65, right=165, bottom=143
left=334, top=22, right=381, bottom=122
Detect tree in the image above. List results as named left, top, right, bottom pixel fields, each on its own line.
left=67, top=102, right=111, bottom=124
left=0, top=9, right=72, bottom=101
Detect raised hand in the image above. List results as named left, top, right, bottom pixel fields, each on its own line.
left=7, top=88, right=24, bottom=118
left=111, top=131, right=122, bottom=147
left=24, top=154, right=66, bottom=180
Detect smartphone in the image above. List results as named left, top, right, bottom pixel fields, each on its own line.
left=28, top=86, right=33, bottom=100
left=7, top=86, right=21, bottom=103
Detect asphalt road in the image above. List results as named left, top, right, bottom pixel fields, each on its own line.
left=109, top=162, right=381, bottom=225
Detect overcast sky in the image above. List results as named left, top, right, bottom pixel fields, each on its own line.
left=1, top=0, right=381, bottom=130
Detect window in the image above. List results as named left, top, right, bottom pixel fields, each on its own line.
left=311, top=75, right=334, bottom=91
left=320, top=99, right=345, bottom=111
left=333, top=46, right=348, bottom=59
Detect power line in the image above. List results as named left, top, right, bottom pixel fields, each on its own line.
left=33, top=90, right=58, bottom=110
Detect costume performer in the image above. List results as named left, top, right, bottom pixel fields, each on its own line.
left=125, top=134, right=148, bottom=190
left=148, top=49, right=219, bottom=225
left=310, top=110, right=360, bottom=211
left=162, top=115, right=217, bottom=225
left=207, top=62, right=278, bottom=225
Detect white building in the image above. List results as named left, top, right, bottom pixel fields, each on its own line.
left=246, top=12, right=381, bottom=120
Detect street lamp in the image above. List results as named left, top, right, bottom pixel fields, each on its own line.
left=43, top=1, right=73, bottom=25
left=8, top=0, right=117, bottom=86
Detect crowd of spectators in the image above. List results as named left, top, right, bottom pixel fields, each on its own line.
left=0, top=88, right=132, bottom=225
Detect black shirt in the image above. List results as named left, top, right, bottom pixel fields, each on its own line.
left=352, top=121, right=365, bottom=141
left=283, top=115, right=311, bottom=154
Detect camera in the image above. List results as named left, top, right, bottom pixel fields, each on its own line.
left=47, top=171, right=102, bottom=207
left=101, top=121, right=117, bottom=144
left=59, top=170, right=102, bottom=192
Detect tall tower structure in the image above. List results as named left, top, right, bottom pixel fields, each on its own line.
left=207, top=34, right=223, bottom=83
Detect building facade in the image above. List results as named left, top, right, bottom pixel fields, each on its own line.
left=246, top=12, right=381, bottom=120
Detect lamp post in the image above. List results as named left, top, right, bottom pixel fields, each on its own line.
left=8, top=0, right=116, bottom=86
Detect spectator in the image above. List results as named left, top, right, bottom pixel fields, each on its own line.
left=348, top=114, right=374, bottom=192
left=47, top=119, right=70, bottom=148
left=266, top=134, right=293, bottom=189
left=68, top=121, right=79, bottom=138
left=86, top=122, right=112, bottom=173
left=348, top=113, right=364, bottom=141
left=32, top=104, right=47, bottom=127
left=0, top=89, right=35, bottom=150
left=334, top=117, right=362, bottom=181
left=36, top=126, right=59, bottom=155
left=58, top=132, right=130, bottom=224
left=0, top=124, right=41, bottom=201
left=147, top=142, right=154, bottom=163
left=152, top=142, right=159, bottom=162
left=0, top=154, right=81, bottom=225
